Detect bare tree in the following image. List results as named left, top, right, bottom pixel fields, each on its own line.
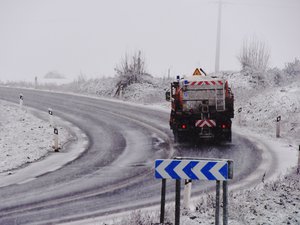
left=114, top=51, right=151, bottom=96
left=238, top=37, right=270, bottom=72
left=283, top=58, right=300, bottom=77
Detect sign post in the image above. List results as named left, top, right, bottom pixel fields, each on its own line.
left=160, top=179, right=166, bottom=224
left=155, top=158, right=233, bottom=225
left=276, top=116, right=281, bottom=138
left=175, top=180, right=181, bottom=225
left=215, top=180, right=221, bottom=225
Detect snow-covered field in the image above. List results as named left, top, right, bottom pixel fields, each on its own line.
left=0, top=100, right=70, bottom=173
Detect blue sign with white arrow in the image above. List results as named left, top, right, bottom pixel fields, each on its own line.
left=155, top=159, right=230, bottom=181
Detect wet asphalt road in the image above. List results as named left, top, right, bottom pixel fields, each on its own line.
left=0, top=87, right=261, bottom=224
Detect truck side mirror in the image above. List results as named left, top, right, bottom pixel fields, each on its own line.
left=165, top=91, right=171, bottom=101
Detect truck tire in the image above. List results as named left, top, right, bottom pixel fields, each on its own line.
left=227, top=130, right=232, bottom=142
left=174, top=131, right=185, bottom=143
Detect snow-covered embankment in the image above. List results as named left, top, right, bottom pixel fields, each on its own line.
left=0, top=100, right=69, bottom=173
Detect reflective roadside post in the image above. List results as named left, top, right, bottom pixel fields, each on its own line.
left=297, top=145, right=300, bottom=174
left=53, top=127, right=59, bottom=152
left=183, top=179, right=192, bottom=210
left=19, top=93, right=24, bottom=109
left=35, top=76, right=38, bottom=89
left=48, top=108, right=53, bottom=127
left=276, top=116, right=281, bottom=138
left=238, top=107, right=242, bottom=126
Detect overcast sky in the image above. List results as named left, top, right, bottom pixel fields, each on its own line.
left=0, top=0, right=299, bottom=81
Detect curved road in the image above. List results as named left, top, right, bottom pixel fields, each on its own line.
left=0, top=87, right=263, bottom=224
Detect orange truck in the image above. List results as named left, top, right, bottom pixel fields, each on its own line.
left=166, top=68, right=234, bottom=143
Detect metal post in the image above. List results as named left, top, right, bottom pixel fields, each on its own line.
left=223, top=181, right=228, bottom=225
left=175, top=179, right=181, bottom=225
left=183, top=179, right=192, bottom=210
left=215, top=181, right=221, bottom=225
left=160, top=179, right=166, bottom=224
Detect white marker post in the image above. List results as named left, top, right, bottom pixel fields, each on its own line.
left=53, top=127, right=59, bottom=152
left=297, top=145, right=300, bottom=174
left=120, top=85, right=123, bottom=99
left=19, top=93, right=24, bottom=109
left=238, top=107, right=242, bottom=126
left=35, top=76, right=38, bottom=89
left=183, top=179, right=192, bottom=210
left=276, top=116, right=281, bottom=138
left=48, top=108, right=53, bottom=127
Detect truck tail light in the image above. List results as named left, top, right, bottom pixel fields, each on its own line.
left=221, top=123, right=231, bottom=129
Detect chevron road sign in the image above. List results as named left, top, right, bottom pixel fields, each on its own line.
left=156, top=158, right=233, bottom=225
left=155, top=159, right=229, bottom=181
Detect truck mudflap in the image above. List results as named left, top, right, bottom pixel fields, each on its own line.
left=195, top=119, right=232, bottom=142
left=170, top=117, right=232, bottom=143
left=195, top=119, right=216, bottom=128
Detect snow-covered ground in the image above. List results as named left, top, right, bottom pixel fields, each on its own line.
left=222, top=71, right=300, bottom=145
left=0, top=100, right=70, bottom=173
left=1, top=63, right=299, bottom=224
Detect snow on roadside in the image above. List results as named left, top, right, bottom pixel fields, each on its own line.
left=0, top=100, right=69, bottom=173
left=221, top=71, right=300, bottom=145
left=2, top=68, right=299, bottom=224
left=99, top=167, right=300, bottom=225
left=97, top=71, right=300, bottom=225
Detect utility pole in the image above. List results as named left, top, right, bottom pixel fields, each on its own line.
left=215, top=0, right=222, bottom=73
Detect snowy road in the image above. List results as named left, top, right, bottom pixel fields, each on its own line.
left=0, top=87, right=267, bottom=224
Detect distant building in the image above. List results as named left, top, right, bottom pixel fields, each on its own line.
left=44, top=71, right=65, bottom=79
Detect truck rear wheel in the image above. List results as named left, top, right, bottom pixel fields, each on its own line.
left=227, top=130, right=232, bottom=142
left=174, top=131, right=185, bottom=143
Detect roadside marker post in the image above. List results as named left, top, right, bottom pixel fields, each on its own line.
left=297, top=145, right=300, bottom=174
left=183, top=179, right=192, bottom=210
left=237, top=107, right=242, bottom=126
left=48, top=108, right=53, bottom=127
left=19, top=93, right=24, bottom=109
left=276, top=116, right=281, bottom=138
left=155, top=158, right=233, bottom=225
left=35, top=76, right=38, bottom=89
left=53, top=127, right=59, bottom=152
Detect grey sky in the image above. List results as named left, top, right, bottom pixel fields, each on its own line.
left=0, top=0, right=299, bottom=81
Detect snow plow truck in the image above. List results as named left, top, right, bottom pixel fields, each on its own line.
left=166, top=68, right=234, bottom=143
